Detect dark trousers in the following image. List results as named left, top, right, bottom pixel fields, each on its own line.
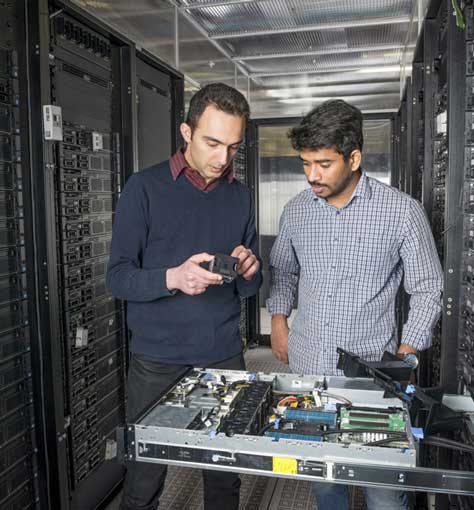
left=120, top=351, right=246, bottom=510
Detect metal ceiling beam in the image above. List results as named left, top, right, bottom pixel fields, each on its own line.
left=232, top=43, right=416, bottom=62
left=211, top=16, right=416, bottom=40
left=254, top=76, right=401, bottom=88
left=165, top=0, right=250, bottom=79
left=180, top=0, right=277, bottom=9
left=251, top=63, right=412, bottom=79
left=275, top=90, right=400, bottom=100
left=259, top=81, right=400, bottom=95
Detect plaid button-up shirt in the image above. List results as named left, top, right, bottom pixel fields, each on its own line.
left=267, top=174, right=443, bottom=376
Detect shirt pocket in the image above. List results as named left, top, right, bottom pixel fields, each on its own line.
left=340, top=233, right=398, bottom=307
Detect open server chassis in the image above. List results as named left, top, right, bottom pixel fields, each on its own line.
left=123, top=366, right=474, bottom=496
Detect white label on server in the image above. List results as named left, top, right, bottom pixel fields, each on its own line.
left=92, top=132, right=104, bottom=151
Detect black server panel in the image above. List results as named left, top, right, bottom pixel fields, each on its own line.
left=426, top=1, right=449, bottom=390
left=0, top=2, right=38, bottom=509
left=411, top=56, right=425, bottom=203
left=49, top=10, right=126, bottom=507
left=234, top=142, right=251, bottom=345
left=136, top=56, right=173, bottom=169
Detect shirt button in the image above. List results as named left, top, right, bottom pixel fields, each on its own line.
left=325, top=320, right=330, bottom=326
left=331, top=263, right=336, bottom=269
left=328, top=294, right=332, bottom=299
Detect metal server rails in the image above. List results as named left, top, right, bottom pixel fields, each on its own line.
left=394, top=86, right=412, bottom=333
left=411, top=36, right=425, bottom=204
left=453, top=4, right=474, bottom=510
left=426, top=0, right=449, bottom=390
left=0, top=3, right=39, bottom=509
left=49, top=10, right=127, bottom=501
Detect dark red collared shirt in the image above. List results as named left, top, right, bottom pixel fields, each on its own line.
left=169, top=148, right=234, bottom=193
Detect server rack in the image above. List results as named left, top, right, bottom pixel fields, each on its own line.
left=4, top=0, right=184, bottom=509
left=450, top=2, right=474, bottom=509
left=0, top=2, right=41, bottom=509
left=394, top=1, right=474, bottom=508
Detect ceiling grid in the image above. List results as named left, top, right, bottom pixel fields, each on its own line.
left=74, top=0, right=423, bottom=117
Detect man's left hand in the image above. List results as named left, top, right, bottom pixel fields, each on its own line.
left=231, top=245, right=260, bottom=281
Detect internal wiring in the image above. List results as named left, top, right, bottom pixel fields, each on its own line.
left=318, top=391, right=352, bottom=406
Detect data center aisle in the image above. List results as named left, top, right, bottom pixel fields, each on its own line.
left=105, top=347, right=366, bottom=510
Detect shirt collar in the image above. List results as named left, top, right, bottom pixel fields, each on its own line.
left=351, top=172, right=371, bottom=200
left=169, top=147, right=234, bottom=183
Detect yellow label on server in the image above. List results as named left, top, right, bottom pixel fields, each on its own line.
left=272, top=457, right=298, bottom=474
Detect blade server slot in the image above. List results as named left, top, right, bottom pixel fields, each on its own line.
left=0, top=405, right=32, bottom=447
left=0, top=218, right=23, bottom=247
left=0, top=481, right=36, bottom=510
left=0, top=433, right=31, bottom=477
left=0, top=162, right=16, bottom=191
left=0, top=273, right=26, bottom=305
left=0, top=460, right=33, bottom=505
left=0, top=380, right=30, bottom=417
left=0, top=328, right=28, bottom=362
left=70, top=313, right=119, bottom=347
left=0, top=355, right=29, bottom=389
left=0, top=301, right=27, bottom=335
left=63, top=256, right=108, bottom=287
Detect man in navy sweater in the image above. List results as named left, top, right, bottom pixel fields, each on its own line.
left=107, top=83, right=262, bottom=510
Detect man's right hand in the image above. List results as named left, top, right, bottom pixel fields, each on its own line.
left=271, top=314, right=289, bottom=364
left=166, top=253, right=223, bottom=295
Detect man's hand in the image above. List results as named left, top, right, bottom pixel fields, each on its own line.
left=396, top=343, right=418, bottom=383
left=271, top=314, right=289, bottom=364
left=231, top=245, right=260, bottom=281
left=396, top=343, right=418, bottom=357
left=166, top=253, right=223, bottom=295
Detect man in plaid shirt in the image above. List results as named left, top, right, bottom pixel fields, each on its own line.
left=267, top=100, right=443, bottom=510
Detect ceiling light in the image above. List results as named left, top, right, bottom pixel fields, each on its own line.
left=356, top=65, right=410, bottom=74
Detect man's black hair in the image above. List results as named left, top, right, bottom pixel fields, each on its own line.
left=289, top=99, right=363, bottom=160
left=186, top=83, right=250, bottom=131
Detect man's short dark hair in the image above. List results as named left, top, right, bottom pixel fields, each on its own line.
left=289, top=99, right=363, bottom=160
left=186, top=83, right=250, bottom=131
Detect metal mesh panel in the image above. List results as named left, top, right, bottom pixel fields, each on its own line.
left=179, top=11, right=236, bottom=84
left=251, top=92, right=400, bottom=118
left=183, top=0, right=413, bottom=36
left=255, top=69, right=401, bottom=88
left=245, top=49, right=404, bottom=74
left=225, top=24, right=411, bottom=58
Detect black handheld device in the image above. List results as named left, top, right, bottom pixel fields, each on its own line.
left=200, top=253, right=239, bottom=283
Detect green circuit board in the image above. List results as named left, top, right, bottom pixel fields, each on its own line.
left=340, top=408, right=406, bottom=432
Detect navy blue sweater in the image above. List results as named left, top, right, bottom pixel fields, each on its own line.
left=106, top=160, right=262, bottom=364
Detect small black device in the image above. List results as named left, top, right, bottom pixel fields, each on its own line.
left=200, top=253, right=239, bottom=283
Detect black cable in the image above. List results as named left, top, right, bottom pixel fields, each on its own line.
left=229, top=380, right=250, bottom=390
left=364, top=436, right=408, bottom=447
left=259, top=419, right=290, bottom=435
left=422, top=437, right=474, bottom=454
left=424, top=436, right=470, bottom=448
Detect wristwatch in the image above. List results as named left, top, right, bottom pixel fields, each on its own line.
left=402, top=352, right=419, bottom=369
